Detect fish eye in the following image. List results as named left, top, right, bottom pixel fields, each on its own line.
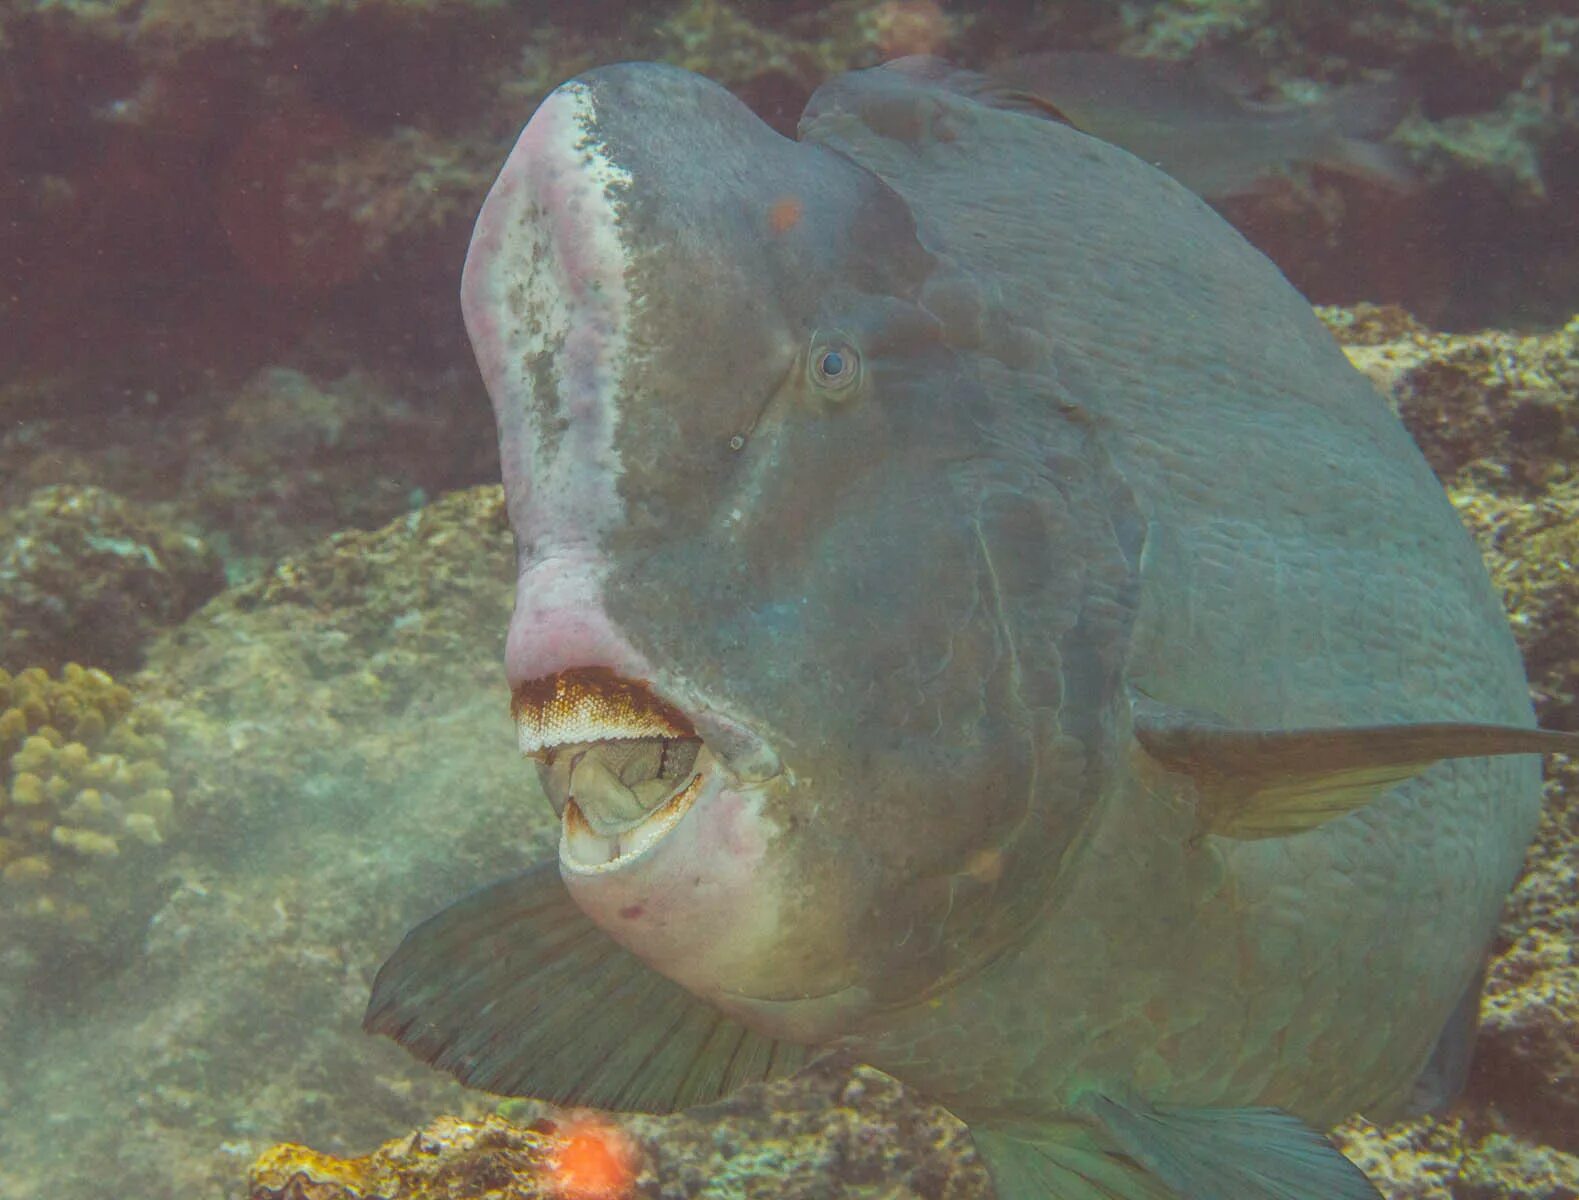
left=808, top=337, right=862, bottom=394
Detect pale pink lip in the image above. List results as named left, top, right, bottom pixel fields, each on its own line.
left=506, top=550, right=783, bottom=782
left=504, top=550, right=659, bottom=691
left=506, top=590, right=783, bottom=784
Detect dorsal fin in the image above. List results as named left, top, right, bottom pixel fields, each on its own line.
left=843, top=55, right=1079, bottom=127
left=1133, top=694, right=1579, bottom=840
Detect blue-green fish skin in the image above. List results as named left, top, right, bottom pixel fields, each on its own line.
left=793, top=64, right=1527, bottom=1132
left=367, top=57, right=1570, bottom=1200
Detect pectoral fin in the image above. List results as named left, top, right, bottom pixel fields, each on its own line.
left=363, top=861, right=810, bottom=1112
left=1081, top=1093, right=1383, bottom=1200
left=971, top=1122, right=1175, bottom=1200
left=1132, top=695, right=1579, bottom=839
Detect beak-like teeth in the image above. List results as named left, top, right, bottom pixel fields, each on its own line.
left=512, top=667, right=695, bottom=757
left=562, top=770, right=705, bottom=870
left=572, top=755, right=651, bottom=831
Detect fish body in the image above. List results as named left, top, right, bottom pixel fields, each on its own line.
left=368, top=58, right=1573, bottom=1199
left=988, top=51, right=1412, bottom=198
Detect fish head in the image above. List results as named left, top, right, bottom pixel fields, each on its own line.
left=464, top=63, right=1081, bottom=1043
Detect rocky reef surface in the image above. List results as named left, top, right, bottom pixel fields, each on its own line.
left=0, top=485, right=223, bottom=672
left=0, top=487, right=523, bottom=1198
left=0, top=365, right=495, bottom=608
left=0, top=308, right=1572, bottom=1199
left=2, top=0, right=1575, bottom=407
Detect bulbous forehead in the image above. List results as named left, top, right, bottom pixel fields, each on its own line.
left=463, top=61, right=935, bottom=555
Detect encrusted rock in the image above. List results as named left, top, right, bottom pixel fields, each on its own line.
left=1335, top=1114, right=1579, bottom=1199
left=4, top=0, right=1577, bottom=390
left=1328, top=307, right=1579, bottom=726
left=1471, top=756, right=1579, bottom=1153
left=0, top=484, right=223, bottom=673
left=249, top=1116, right=562, bottom=1200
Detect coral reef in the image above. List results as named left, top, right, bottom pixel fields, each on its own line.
left=0, top=302, right=1575, bottom=1199
left=1327, top=307, right=1579, bottom=727
left=0, top=484, right=223, bottom=673
left=0, top=664, right=173, bottom=892
left=2, top=0, right=1574, bottom=402
left=0, top=487, right=523, bottom=1200
left=0, top=662, right=176, bottom=1018
left=1335, top=1114, right=1579, bottom=1200
left=0, top=365, right=495, bottom=587
left=614, top=1060, right=987, bottom=1200
left=249, top=1116, right=568, bottom=1200
left=248, top=1065, right=985, bottom=1200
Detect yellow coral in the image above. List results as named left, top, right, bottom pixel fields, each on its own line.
left=56, top=741, right=90, bottom=777
left=51, top=826, right=119, bottom=859
left=11, top=736, right=54, bottom=775
left=3, top=855, right=51, bottom=885
left=0, top=706, right=25, bottom=750
left=9, top=772, right=44, bottom=806
left=0, top=662, right=175, bottom=933
left=122, top=813, right=162, bottom=846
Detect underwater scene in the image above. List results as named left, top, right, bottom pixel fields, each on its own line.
left=3, top=1, right=1579, bottom=1197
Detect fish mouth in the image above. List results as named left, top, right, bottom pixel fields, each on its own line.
left=512, top=667, right=746, bottom=871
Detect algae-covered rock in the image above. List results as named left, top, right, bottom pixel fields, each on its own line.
left=0, top=484, right=223, bottom=673
left=1327, top=307, right=1579, bottom=727
left=0, top=486, right=524, bottom=1200
left=1328, top=307, right=1579, bottom=492
left=4, top=0, right=1576, bottom=396
left=613, top=1059, right=987, bottom=1200
left=248, top=1064, right=987, bottom=1200
left=0, top=365, right=496, bottom=586
left=1471, top=756, right=1579, bottom=1154
left=1334, top=1114, right=1579, bottom=1200
left=248, top=1115, right=568, bottom=1200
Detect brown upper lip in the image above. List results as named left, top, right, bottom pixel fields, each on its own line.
left=511, top=667, right=696, bottom=758
left=512, top=665, right=785, bottom=785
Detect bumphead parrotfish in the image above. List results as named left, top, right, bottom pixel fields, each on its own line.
left=983, top=52, right=1413, bottom=199
left=366, top=58, right=1579, bottom=1199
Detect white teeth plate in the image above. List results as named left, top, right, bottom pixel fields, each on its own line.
left=561, top=764, right=706, bottom=872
